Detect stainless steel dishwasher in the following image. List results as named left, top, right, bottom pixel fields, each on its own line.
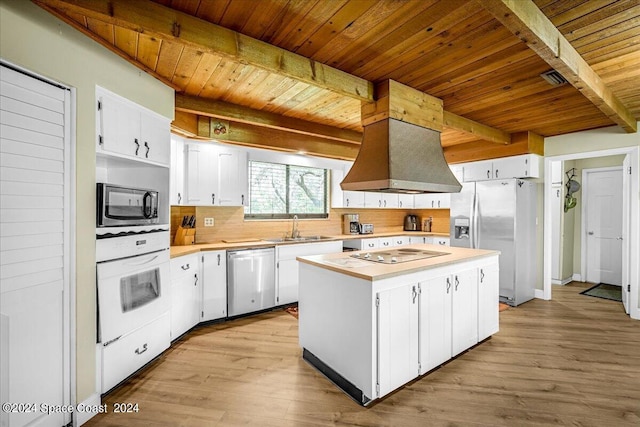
left=227, top=247, right=275, bottom=317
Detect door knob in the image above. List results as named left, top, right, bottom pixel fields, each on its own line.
left=588, top=231, right=594, bottom=235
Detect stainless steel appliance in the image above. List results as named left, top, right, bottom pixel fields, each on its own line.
left=97, top=183, right=159, bottom=227
left=350, top=248, right=449, bottom=264
left=404, top=214, right=420, bottom=231
left=423, top=216, right=433, bottom=232
left=450, top=179, right=537, bottom=306
left=227, top=247, right=275, bottom=317
left=96, top=230, right=171, bottom=392
left=359, top=223, right=374, bottom=234
left=342, top=213, right=360, bottom=235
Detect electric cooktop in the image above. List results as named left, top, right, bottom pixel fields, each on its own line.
left=350, top=248, right=450, bottom=264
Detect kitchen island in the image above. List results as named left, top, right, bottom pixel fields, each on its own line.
left=297, top=244, right=500, bottom=405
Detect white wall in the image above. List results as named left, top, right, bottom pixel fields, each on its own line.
left=0, top=0, right=174, bottom=402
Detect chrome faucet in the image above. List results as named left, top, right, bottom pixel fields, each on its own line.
left=291, top=215, right=300, bottom=239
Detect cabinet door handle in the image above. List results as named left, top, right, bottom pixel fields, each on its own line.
left=431, top=200, right=434, bottom=208
left=212, top=193, right=215, bottom=204
left=134, top=343, right=148, bottom=355
left=241, top=194, right=245, bottom=205
left=455, top=275, right=459, bottom=291
left=346, top=199, right=349, bottom=207
left=378, top=200, right=382, bottom=207
left=194, top=273, right=198, bottom=286
left=181, top=263, right=190, bottom=271
left=446, top=277, right=451, bottom=294
left=217, top=254, right=221, bottom=266
left=480, top=269, right=485, bottom=283
left=438, top=200, right=441, bottom=208
left=495, top=169, right=499, bottom=178
left=399, top=201, right=402, bottom=208
left=487, top=170, right=490, bottom=179
left=178, top=193, right=182, bottom=204
left=412, top=286, right=418, bottom=304
left=144, top=141, right=150, bottom=158
left=134, top=138, right=140, bottom=155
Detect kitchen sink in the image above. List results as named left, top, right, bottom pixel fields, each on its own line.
left=263, top=235, right=334, bottom=243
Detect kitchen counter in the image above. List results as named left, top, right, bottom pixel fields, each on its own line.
left=296, top=244, right=496, bottom=281
left=169, top=231, right=450, bottom=258
left=297, top=243, right=500, bottom=405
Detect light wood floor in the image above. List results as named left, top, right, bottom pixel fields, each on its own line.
left=86, top=283, right=640, bottom=426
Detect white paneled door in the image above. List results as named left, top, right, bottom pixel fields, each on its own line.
left=584, top=168, right=623, bottom=286
left=0, top=64, right=71, bottom=427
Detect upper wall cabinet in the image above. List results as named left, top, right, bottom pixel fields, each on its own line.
left=462, top=154, right=541, bottom=182
left=183, top=141, right=248, bottom=206
left=170, top=136, right=185, bottom=205
left=97, top=87, right=170, bottom=166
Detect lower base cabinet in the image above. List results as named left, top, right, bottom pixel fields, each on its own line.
left=102, top=313, right=170, bottom=393
left=376, top=263, right=490, bottom=397
left=170, top=254, right=200, bottom=339
left=201, top=250, right=227, bottom=321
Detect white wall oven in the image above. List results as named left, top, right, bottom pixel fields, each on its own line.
left=96, top=231, right=170, bottom=393
left=97, top=183, right=159, bottom=227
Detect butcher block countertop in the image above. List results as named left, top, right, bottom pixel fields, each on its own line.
left=169, top=231, right=449, bottom=258
left=297, top=244, right=499, bottom=281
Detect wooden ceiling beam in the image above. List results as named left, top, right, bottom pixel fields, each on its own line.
left=175, top=94, right=361, bottom=144
left=443, top=111, right=512, bottom=144
left=481, top=0, right=637, bottom=133
left=171, top=111, right=358, bottom=161
left=33, top=0, right=374, bottom=102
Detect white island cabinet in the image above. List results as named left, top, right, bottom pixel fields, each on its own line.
left=298, top=245, right=499, bottom=405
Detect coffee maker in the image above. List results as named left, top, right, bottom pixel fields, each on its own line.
left=342, top=213, right=360, bottom=235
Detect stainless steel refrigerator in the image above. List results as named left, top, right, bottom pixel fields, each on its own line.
left=450, top=179, right=537, bottom=306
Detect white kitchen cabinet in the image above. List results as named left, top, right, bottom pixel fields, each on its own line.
left=185, top=142, right=216, bottom=205
left=451, top=267, right=478, bottom=356
left=419, top=274, right=452, bottom=374
left=343, top=191, right=365, bottom=208
left=376, top=284, right=419, bottom=397
left=379, top=237, right=394, bottom=248
left=462, top=154, right=541, bottom=182
left=414, top=193, right=450, bottom=209
left=478, top=261, right=499, bottom=341
left=450, top=164, right=464, bottom=182
left=201, top=251, right=227, bottom=322
left=170, top=136, right=185, bottom=205
left=398, top=194, right=414, bottom=209
left=392, top=236, right=409, bottom=246
left=364, top=192, right=383, bottom=208
left=170, top=254, right=200, bottom=339
left=97, top=88, right=170, bottom=166
left=343, top=237, right=380, bottom=250
left=276, top=241, right=342, bottom=305
left=217, top=147, right=248, bottom=206
left=434, top=237, right=450, bottom=246
left=418, top=266, right=478, bottom=373
left=331, top=168, right=345, bottom=208
left=382, top=193, right=399, bottom=208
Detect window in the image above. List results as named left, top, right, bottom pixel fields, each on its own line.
left=245, top=160, right=328, bottom=219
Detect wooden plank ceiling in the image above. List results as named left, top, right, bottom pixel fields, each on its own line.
left=34, top=0, right=640, bottom=160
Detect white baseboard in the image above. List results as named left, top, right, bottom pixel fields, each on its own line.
left=535, top=289, right=545, bottom=299
left=551, top=279, right=562, bottom=285
left=552, top=277, right=573, bottom=285
left=74, top=393, right=101, bottom=426
left=572, top=273, right=582, bottom=282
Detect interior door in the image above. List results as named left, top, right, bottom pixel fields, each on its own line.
left=585, top=169, right=623, bottom=285
left=0, top=64, right=71, bottom=427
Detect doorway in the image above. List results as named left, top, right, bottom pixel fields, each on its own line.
left=582, top=167, right=623, bottom=286
left=543, top=146, right=639, bottom=321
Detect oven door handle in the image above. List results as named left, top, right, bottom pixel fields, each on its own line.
left=122, top=254, right=160, bottom=266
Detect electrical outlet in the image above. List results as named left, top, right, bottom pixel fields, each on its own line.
left=204, top=217, right=214, bottom=227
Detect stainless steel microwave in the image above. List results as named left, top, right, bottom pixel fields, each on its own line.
left=97, top=183, right=159, bottom=227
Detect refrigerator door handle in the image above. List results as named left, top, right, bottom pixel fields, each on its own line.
left=473, top=192, right=480, bottom=249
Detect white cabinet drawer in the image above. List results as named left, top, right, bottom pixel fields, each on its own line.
left=102, top=313, right=170, bottom=393
left=392, top=236, right=409, bottom=246
left=379, top=237, right=394, bottom=248
left=434, top=237, right=450, bottom=246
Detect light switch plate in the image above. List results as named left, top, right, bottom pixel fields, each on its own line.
left=204, top=217, right=214, bottom=227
